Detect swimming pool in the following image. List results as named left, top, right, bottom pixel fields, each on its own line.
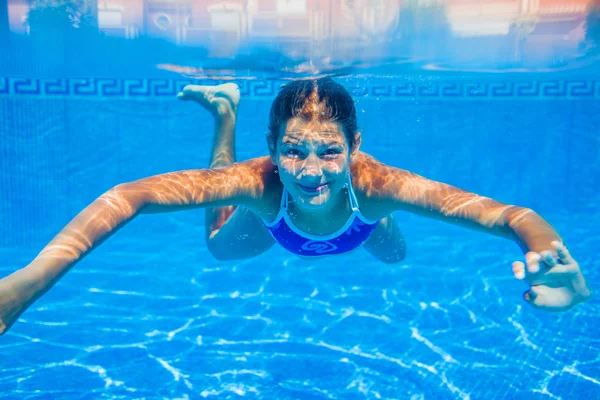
left=1, top=72, right=598, bottom=399
left=1, top=3, right=600, bottom=400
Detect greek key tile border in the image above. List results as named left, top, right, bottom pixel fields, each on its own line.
left=0, top=77, right=598, bottom=99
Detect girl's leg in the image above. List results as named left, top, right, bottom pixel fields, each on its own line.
left=363, top=214, right=406, bottom=264
left=178, top=84, right=274, bottom=260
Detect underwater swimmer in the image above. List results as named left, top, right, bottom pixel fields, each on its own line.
left=0, top=78, right=591, bottom=335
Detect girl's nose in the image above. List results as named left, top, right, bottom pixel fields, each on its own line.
left=300, top=154, right=322, bottom=177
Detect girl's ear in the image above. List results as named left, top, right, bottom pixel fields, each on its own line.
left=350, top=132, right=362, bottom=162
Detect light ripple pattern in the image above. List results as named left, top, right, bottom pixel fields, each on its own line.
left=1, top=75, right=600, bottom=399
left=0, top=214, right=598, bottom=399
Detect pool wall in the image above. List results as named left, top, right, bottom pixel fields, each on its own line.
left=1, top=76, right=599, bottom=248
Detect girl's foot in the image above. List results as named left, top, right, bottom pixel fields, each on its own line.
left=177, top=83, right=240, bottom=118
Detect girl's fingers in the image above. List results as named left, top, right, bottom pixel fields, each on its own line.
left=526, top=252, right=542, bottom=274
left=513, top=243, right=577, bottom=282
left=512, top=261, right=526, bottom=280
left=551, top=241, right=575, bottom=265
left=540, top=250, right=559, bottom=267
left=544, top=263, right=578, bottom=276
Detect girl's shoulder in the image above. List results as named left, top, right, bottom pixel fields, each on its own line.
left=350, top=151, right=410, bottom=188
left=244, top=156, right=281, bottom=190
left=227, top=156, right=278, bottom=183
left=237, top=155, right=275, bottom=172
left=233, top=156, right=282, bottom=218
left=350, top=152, right=411, bottom=219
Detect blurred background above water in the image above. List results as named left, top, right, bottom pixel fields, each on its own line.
left=1, top=0, right=599, bottom=78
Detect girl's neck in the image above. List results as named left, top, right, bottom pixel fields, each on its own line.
left=287, top=188, right=352, bottom=233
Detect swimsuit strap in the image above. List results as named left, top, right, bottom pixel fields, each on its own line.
left=346, top=174, right=360, bottom=212
left=281, top=185, right=289, bottom=211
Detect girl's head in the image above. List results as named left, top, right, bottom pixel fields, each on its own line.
left=267, top=78, right=362, bottom=210
left=267, top=78, right=358, bottom=146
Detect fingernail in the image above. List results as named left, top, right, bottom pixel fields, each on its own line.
left=530, top=290, right=537, bottom=300
left=516, top=271, right=525, bottom=280
left=524, top=290, right=537, bottom=301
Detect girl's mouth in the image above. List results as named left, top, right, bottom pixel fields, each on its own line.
left=298, top=183, right=329, bottom=195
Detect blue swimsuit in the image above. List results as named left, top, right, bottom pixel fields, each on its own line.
left=262, top=176, right=379, bottom=256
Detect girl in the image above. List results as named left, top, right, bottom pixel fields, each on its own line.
left=0, top=78, right=591, bottom=335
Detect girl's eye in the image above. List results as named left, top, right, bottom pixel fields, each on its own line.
left=285, top=148, right=301, bottom=157
left=323, top=148, right=342, bottom=158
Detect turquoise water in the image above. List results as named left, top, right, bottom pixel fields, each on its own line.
left=0, top=75, right=598, bottom=399
left=1, top=3, right=600, bottom=397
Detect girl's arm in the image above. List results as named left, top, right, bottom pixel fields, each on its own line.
left=354, top=155, right=559, bottom=253
left=0, top=158, right=270, bottom=334
left=354, top=154, right=590, bottom=311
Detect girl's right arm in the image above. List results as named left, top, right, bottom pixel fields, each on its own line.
left=0, top=157, right=271, bottom=335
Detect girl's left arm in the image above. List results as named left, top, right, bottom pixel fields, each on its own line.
left=369, top=166, right=558, bottom=254
left=354, top=155, right=591, bottom=311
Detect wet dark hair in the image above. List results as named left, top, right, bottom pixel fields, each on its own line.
left=267, top=78, right=358, bottom=149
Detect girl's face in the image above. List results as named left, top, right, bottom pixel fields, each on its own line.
left=270, top=116, right=360, bottom=211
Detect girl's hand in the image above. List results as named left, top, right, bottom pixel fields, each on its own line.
left=512, top=241, right=591, bottom=312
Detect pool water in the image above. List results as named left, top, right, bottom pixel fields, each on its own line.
left=1, top=1, right=600, bottom=395
left=0, top=74, right=598, bottom=399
